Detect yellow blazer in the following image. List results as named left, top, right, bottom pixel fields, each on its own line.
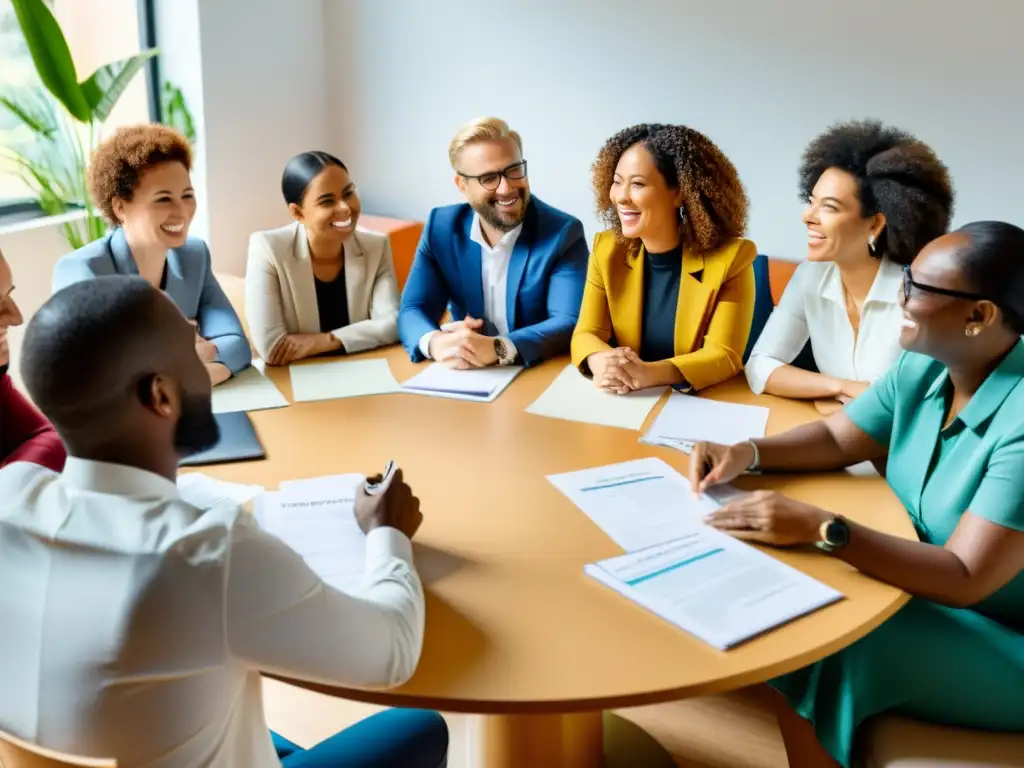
left=571, top=231, right=757, bottom=391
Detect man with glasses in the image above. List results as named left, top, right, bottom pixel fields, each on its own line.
left=398, top=117, right=588, bottom=367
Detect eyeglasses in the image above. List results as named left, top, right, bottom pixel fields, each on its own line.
left=457, top=160, right=527, bottom=191
left=902, top=266, right=988, bottom=304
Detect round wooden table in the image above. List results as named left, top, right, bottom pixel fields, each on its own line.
left=203, top=343, right=914, bottom=767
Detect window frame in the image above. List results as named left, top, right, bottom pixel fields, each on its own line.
left=0, top=0, right=161, bottom=225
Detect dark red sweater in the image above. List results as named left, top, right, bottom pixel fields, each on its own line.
left=0, top=374, right=66, bottom=472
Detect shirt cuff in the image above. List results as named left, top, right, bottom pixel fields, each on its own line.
left=418, top=331, right=437, bottom=359
left=365, top=526, right=414, bottom=568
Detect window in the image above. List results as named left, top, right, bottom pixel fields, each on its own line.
left=0, top=0, right=155, bottom=221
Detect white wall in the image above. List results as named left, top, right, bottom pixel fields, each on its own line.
left=324, top=0, right=1024, bottom=259
left=192, top=0, right=329, bottom=275
left=0, top=213, right=84, bottom=388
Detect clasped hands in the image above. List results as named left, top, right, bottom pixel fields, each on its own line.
left=689, top=440, right=832, bottom=547
left=266, top=332, right=340, bottom=366
left=586, top=347, right=658, bottom=394
left=428, top=315, right=498, bottom=369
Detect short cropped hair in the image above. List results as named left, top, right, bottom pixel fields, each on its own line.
left=88, top=124, right=193, bottom=225
left=799, top=120, right=954, bottom=265
left=21, top=277, right=171, bottom=439
left=956, top=221, right=1024, bottom=335
left=448, top=117, right=522, bottom=169
left=592, top=123, right=748, bottom=254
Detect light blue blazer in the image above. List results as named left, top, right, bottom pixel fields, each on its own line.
left=52, top=229, right=252, bottom=374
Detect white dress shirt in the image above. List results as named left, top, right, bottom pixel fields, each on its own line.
left=418, top=213, right=522, bottom=360
left=0, top=458, right=424, bottom=767
left=745, top=257, right=905, bottom=394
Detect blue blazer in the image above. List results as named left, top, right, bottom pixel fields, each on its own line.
left=52, top=229, right=252, bottom=375
left=398, top=197, right=588, bottom=365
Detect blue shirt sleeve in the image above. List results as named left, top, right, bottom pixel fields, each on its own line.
left=968, top=436, right=1024, bottom=532
left=196, top=246, right=251, bottom=374
left=397, top=209, right=448, bottom=361
left=843, top=354, right=903, bottom=447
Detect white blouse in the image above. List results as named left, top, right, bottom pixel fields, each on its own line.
left=745, top=257, right=905, bottom=394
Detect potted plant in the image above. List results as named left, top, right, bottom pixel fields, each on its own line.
left=0, top=0, right=157, bottom=248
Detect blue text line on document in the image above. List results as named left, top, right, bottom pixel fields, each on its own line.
left=581, top=475, right=664, bottom=492
left=625, top=548, right=725, bottom=586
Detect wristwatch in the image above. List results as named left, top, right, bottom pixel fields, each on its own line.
left=493, top=337, right=515, bottom=366
left=815, top=516, right=851, bottom=553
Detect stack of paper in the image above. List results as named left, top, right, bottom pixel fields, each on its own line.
left=290, top=359, right=402, bottom=403
left=212, top=367, right=289, bottom=414
left=402, top=363, right=523, bottom=402
left=255, top=474, right=368, bottom=594
left=586, top=530, right=843, bottom=649
left=549, top=457, right=842, bottom=648
left=642, top=392, right=769, bottom=452
left=177, top=473, right=265, bottom=509
left=525, top=365, right=667, bottom=430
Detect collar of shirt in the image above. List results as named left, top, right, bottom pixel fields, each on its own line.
left=818, top=256, right=904, bottom=307
left=922, top=338, right=1024, bottom=432
left=469, top=212, right=523, bottom=256
left=61, top=457, right=180, bottom=500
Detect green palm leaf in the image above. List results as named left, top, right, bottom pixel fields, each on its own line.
left=80, top=49, right=159, bottom=123
left=10, top=0, right=90, bottom=121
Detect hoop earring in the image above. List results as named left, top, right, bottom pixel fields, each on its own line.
left=678, top=205, right=686, bottom=219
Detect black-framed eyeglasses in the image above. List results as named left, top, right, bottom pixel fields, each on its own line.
left=457, top=160, right=527, bottom=191
left=902, top=266, right=988, bottom=304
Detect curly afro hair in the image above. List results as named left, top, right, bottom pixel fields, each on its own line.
left=592, top=123, right=748, bottom=254
left=88, top=124, right=192, bottom=225
left=799, top=120, right=954, bottom=265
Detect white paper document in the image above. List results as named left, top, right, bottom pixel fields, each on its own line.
left=586, top=529, right=843, bottom=649
left=644, top=392, right=769, bottom=447
left=255, top=474, right=368, bottom=594
left=289, top=359, right=402, bottom=403
left=525, top=364, right=667, bottom=430
left=211, top=366, right=289, bottom=414
left=177, top=473, right=265, bottom=509
left=402, top=363, right=523, bottom=402
left=548, top=457, right=743, bottom=551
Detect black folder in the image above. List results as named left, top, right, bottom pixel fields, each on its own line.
left=179, top=412, right=266, bottom=467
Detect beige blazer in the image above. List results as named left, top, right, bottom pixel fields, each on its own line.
left=244, top=221, right=399, bottom=359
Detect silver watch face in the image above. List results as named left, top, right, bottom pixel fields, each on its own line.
left=494, top=338, right=508, bottom=361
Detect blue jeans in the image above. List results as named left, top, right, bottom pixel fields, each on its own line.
left=272, top=708, right=448, bottom=767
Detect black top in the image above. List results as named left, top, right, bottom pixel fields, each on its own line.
left=639, top=245, right=683, bottom=362
left=314, top=269, right=350, bottom=333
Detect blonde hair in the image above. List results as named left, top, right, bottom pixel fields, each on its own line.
left=448, top=117, right=523, bottom=169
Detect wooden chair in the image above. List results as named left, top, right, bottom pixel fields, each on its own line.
left=0, top=729, right=115, bottom=768
left=859, top=716, right=1024, bottom=767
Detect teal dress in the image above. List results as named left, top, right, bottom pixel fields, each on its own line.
left=771, top=340, right=1024, bottom=767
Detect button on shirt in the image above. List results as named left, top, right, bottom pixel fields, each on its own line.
left=745, top=257, right=905, bottom=394
left=0, top=458, right=424, bottom=767
left=418, top=213, right=521, bottom=359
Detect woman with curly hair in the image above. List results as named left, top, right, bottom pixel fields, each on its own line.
left=52, top=125, right=251, bottom=385
left=746, top=120, right=954, bottom=402
left=571, top=123, right=756, bottom=393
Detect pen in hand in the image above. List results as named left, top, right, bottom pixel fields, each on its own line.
left=364, top=460, right=397, bottom=496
